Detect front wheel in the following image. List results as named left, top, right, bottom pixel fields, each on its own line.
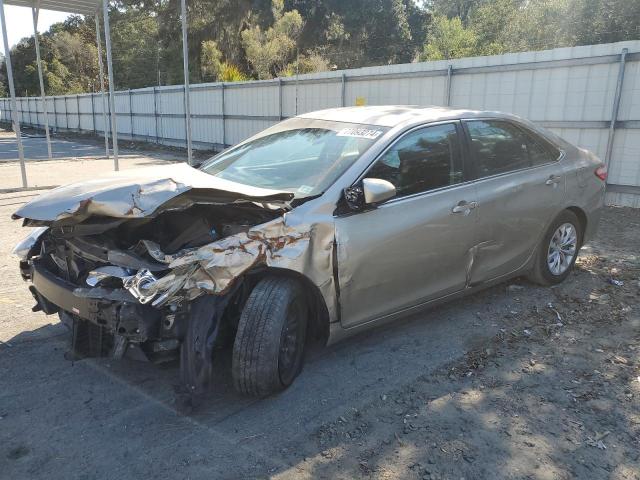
left=232, top=276, right=308, bottom=397
left=527, top=210, right=582, bottom=286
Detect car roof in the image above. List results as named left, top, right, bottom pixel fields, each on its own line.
left=297, top=105, right=521, bottom=128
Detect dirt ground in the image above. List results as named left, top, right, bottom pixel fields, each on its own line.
left=0, top=132, right=638, bottom=479
left=295, top=207, right=640, bottom=480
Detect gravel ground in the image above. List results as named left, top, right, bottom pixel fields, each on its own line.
left=0, top=134, right=638, bottom=479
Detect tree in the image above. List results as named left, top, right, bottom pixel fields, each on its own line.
left=420, top=16, right=479, bottom=60
left=200, top=40, right=223, bottom=81
left=428, top=0, right=484, bottom=24
left=219, top=62, right=248, bottom=81
left=241, top=0, right=303, bottom=79
left=469, top=0, right=519, bottom=54
left=2, top=0, right=638, bottom=95
left=109, top=7, right=161, bottom=89
left=279, top=51, right=330, bottom=76
left=52, top=31, right=98, bottom=92
left=289, top=0, right=429, bottom=68
left=0, top=53, right=7, bottom=97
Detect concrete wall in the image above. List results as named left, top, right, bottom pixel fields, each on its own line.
left=1, top=40, right=639, bottom=206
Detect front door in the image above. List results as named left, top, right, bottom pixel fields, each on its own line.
left=335, top=122, right=479, bottom=328
left=462, top=119, right=566, bottom=284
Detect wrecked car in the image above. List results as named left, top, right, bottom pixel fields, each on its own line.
left=13, top=106, right=606, bottom=409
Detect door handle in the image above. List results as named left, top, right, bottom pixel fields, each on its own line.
left=452, top=201, right=478, bottom=214
left=545, top=175, right=561, bottom=185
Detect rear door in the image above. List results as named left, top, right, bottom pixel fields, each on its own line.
left=335, top=121, right=480, bottom=328
left=462, top=119, right=565, bottom=284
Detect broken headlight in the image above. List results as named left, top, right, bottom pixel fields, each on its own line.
left=12, top=227, right=48, bottom=261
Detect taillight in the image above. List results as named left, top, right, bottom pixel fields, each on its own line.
left=595, top=165, right=607, bottom=182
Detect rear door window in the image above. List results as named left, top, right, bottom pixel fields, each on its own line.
left=366, top=122, right=464, bottom=198
left=465, top=120, right=559, bottom=177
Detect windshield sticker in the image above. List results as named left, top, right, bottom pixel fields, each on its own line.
left=297, top=185, right=314, bottom=194
left=336, top=127, right=383, bottom=139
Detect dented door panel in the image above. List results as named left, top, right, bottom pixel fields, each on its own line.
left=469, top=163, right=566, bottom=284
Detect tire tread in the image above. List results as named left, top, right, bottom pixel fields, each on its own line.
left=232, top=276, right=304, bottom=396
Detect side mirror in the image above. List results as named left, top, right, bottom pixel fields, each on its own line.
left=342, top=178, right=396, bottom=212
left=362, top=178, right=396, bottom=204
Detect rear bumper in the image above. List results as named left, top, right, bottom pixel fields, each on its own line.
left=30, top=259, right=161, bottom=342
left=583, top=184, right=606, bottom=243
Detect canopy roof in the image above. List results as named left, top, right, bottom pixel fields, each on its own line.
left=3, top=0, right=100, bottom=16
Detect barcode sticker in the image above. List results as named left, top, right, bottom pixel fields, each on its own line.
left=336, top=128, right=383, bottom=139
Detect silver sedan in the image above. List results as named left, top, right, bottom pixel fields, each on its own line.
left=13, top=106, right=606, bottom=408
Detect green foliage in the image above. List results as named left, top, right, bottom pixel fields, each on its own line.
left=200, top=40, right=223, bottom=81
left=241, top=0, right=304, bottom=79
left=0, top=53, right=7, bottom=97
left=109, top=9, right=160, bottom=89
left=420, top=16, right=478, bottom=60
left=219, top=63, right=248, bottom=82
left=278, top=51, right=331, bottom=77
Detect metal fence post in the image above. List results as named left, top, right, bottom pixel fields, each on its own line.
left=64, top=96, right=68, bottom=130
left=76, top=94, right=80, bottom=130
left=103, top=0, right=119, bottom=170
left=32, top=4, right=53, bottom=160
left=278, top=77, right=283, bottom=120
left=52, top=97, right=57, bottom=131
left=153, top=87, right=159, bottom=144
left=341, top=73, right=346, bottom=107
left=445, top=65, right=453, bottom=107
left=94, top=13, right=109, bottom=159
left=221, top=82, right=226, bottom=148
left=0, top=0, right=27, bottom=187
left=604, top=48, right=628, bottom=174
left=128, top=89, right=134, bottom=138
left=91, top=93, right=96, bottom=134
left=180, top=0, right=193, bottom=164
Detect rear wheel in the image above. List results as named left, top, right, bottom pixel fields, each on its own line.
left=528, top=210, right=582, bottom=286
left=232, top=276, right=307, bottom=397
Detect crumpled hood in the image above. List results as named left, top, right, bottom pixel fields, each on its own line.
left=12, top=163, right=294, bottom=224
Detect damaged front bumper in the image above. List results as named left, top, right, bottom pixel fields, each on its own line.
left=29, top=259, right=163, bottom=343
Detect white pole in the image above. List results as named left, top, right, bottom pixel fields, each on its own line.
left=102, top=0, right=118, bottom=170
left=94, top=13, right=109, bottom=160
left=0, top=0, right=28, bottom=187
left=180, top=0, right=193, bottom=165
left=32, top=4, right=52, bottom=161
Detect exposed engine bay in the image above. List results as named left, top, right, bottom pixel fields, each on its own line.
left=38, top=203, right=279, bottom=304
left=12, top=164, right=337, bottom=412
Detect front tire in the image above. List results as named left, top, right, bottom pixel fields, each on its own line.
left=528, top=210, right=582, bottom=286
left=232, top=276, right=308, bottom=397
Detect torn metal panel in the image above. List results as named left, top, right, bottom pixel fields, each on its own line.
left=132, top=216, right=339, bottom=322
left=12, top=163, right=294, bottom=224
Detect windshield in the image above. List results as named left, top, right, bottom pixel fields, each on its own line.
left=199, top=118, right=388, bottom=197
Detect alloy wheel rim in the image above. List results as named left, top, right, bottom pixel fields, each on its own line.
left=547, top=222, right=577, bottom=275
